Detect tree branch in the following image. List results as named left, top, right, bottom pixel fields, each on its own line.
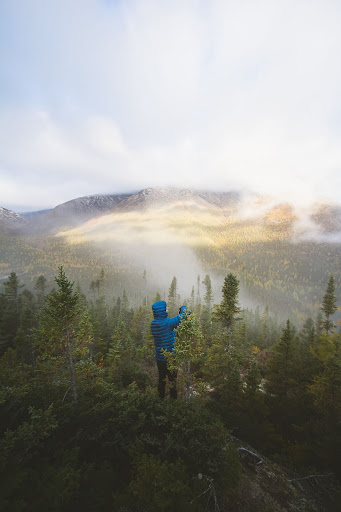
left=237, top=447, right=263, bottom=464
left=62, top=386, right=71, bottom=405
left=289, top=473, right=333, bottom=483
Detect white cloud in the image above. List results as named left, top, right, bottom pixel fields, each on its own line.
left=1, top=0, right=341, bottom=209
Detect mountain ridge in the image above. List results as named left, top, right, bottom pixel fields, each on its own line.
left=2, top=187, right=341, bottom=242
left=20, top=193, right=132, bottom=233
left=53, top=187, right=341, bottom=245
left=0, top=206, right=27, bottom=231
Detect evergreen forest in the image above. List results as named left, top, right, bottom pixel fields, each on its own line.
left=1, top=228, right=341, bottom=327
left=0, top=265, right=340, bottom=511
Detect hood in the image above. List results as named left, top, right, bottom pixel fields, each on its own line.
left=152, top=300, right=168, bottom=319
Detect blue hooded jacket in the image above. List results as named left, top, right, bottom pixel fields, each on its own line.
left=151, top=301, right=186, bottom=362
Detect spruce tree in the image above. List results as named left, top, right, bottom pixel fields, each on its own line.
left=90, top=280, right=97, bottom=301
left=167, top=276, right=178, bottom=316
left=266, top=319, right=296, bottom=399
left=39, top=267, right=81, bottom=403
left=202, top=274, right=213, bottom=309
left=196, top=274, right=201, bottom=302
left=91, top=295, right=111, bottom=348
left=190, top=285, right=195, bottom=310
left=0, top=272, right=23, bottom=355
left=120, top=289, right=132, bottom=324
left=153, top=291, right=162, bottom=302
left=14, top=306, right=36, bottom=366
left=34, top=275, right=47, bottom=310
left=171, top=311, right=203, bottom=401
left=298, top=317, right=319, bottom=381
left=258, top=306, right=271, bottom=348
left=142, top=270, right=148, bottom=307
left=122, top=289, right=129, bottom=311
left=212, top=273, right=241, bottom=330
left=245, top=358, right=262, bottom=396
left=321, top=276, right=337, bottom=335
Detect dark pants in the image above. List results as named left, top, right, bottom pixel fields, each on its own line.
left=157, top=361, right=177, bottom=399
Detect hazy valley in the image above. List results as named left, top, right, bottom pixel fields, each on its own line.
left=1, top=186, right=341, bottom=324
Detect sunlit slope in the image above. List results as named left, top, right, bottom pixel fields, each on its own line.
left=57, top=186, right=341, bottom=247
left=56, top=191, right=296, bottom=248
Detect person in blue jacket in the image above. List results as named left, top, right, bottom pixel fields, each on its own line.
left=151, top=301, right=186, bottom=399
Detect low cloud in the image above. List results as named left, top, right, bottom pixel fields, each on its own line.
left=1, top=0, right=341, bottom=210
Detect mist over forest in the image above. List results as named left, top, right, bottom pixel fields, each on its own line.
left=1, top=187, right=341, bottom=512
left=1, top=187, right=340, bottom=327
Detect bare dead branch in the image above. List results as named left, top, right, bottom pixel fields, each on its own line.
left=289, top=473, right=334, bottom=483
left=191, top=474, right=220, bottom=512
left=237, top=447, right=263, bottom=465
left=62, top=386, right=71, bottom=405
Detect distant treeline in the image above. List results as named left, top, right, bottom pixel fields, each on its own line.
left=1, top=230, right=341, bottom=326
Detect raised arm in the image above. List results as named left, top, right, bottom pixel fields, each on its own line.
left=167, top=305, right=187, bottom=330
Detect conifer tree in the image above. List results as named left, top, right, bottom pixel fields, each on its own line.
left=196, top=274, right=201, bottom=302
left=266, top=319, right=297, bottom=399
left=130, top=305, right=150, bottom=346
left=265, top=319, right=302, bottom=441
left=212, top=273, right=241, bottom=330
left=142, top=270, right=148, bottom=307
left=202, top=274, right=213, bottom=309
left=75, top=282, right=87, bottom=308
left=315, top=311, right=324, bottom=337
left=190, top=285, right=195, bottom=310
left=13, top=306, right=36, bottom=366
left=90, top=280, right=97, bottom=301
left=153, top=291, right=161, bottom=302
left=39, top=267, right=81, bottom=403
left=120, top=289, right=132, bottom=324
left=121, top=289, right=129, bottom=310
left=90, top=295, right=111, bottom=350
left=245, top=358, right=262, bottom=396
left=0, top=272, right=23, bottom=355
left=170, top=311, right=203, bottom=401
left=300, top=317, right=316, bottom=346
left=34, top=275, right=47, bottom=310
left=167, top=276, right=178, bottom=316
left=321, top=276, right=337, bottom=335
left=258, top=306, right=271, bottom=348
left=298, top=317, right=319, bottom=381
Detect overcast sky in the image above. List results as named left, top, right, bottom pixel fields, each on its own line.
left=1, top=0, right=341, bottom=211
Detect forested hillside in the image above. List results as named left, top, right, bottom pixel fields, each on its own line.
left=1, top=194, right=340, bottom=325
left=0, top=267, right=340, bottom=511
left=196, top=239, right=341, bottom=323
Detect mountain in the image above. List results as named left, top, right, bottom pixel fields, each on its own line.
left=0, top=206, right=26, bottom=231
left=17, top=187, right=341, bottom=242
left=57, top=187, right=339, bottom=247
left=20, top=209, right=51, bottom=220
left=113, top=187, right=240, bottom=213
left=23, top=193, right=132, bottom=233
left=56, top=187, right=235, bottom=247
